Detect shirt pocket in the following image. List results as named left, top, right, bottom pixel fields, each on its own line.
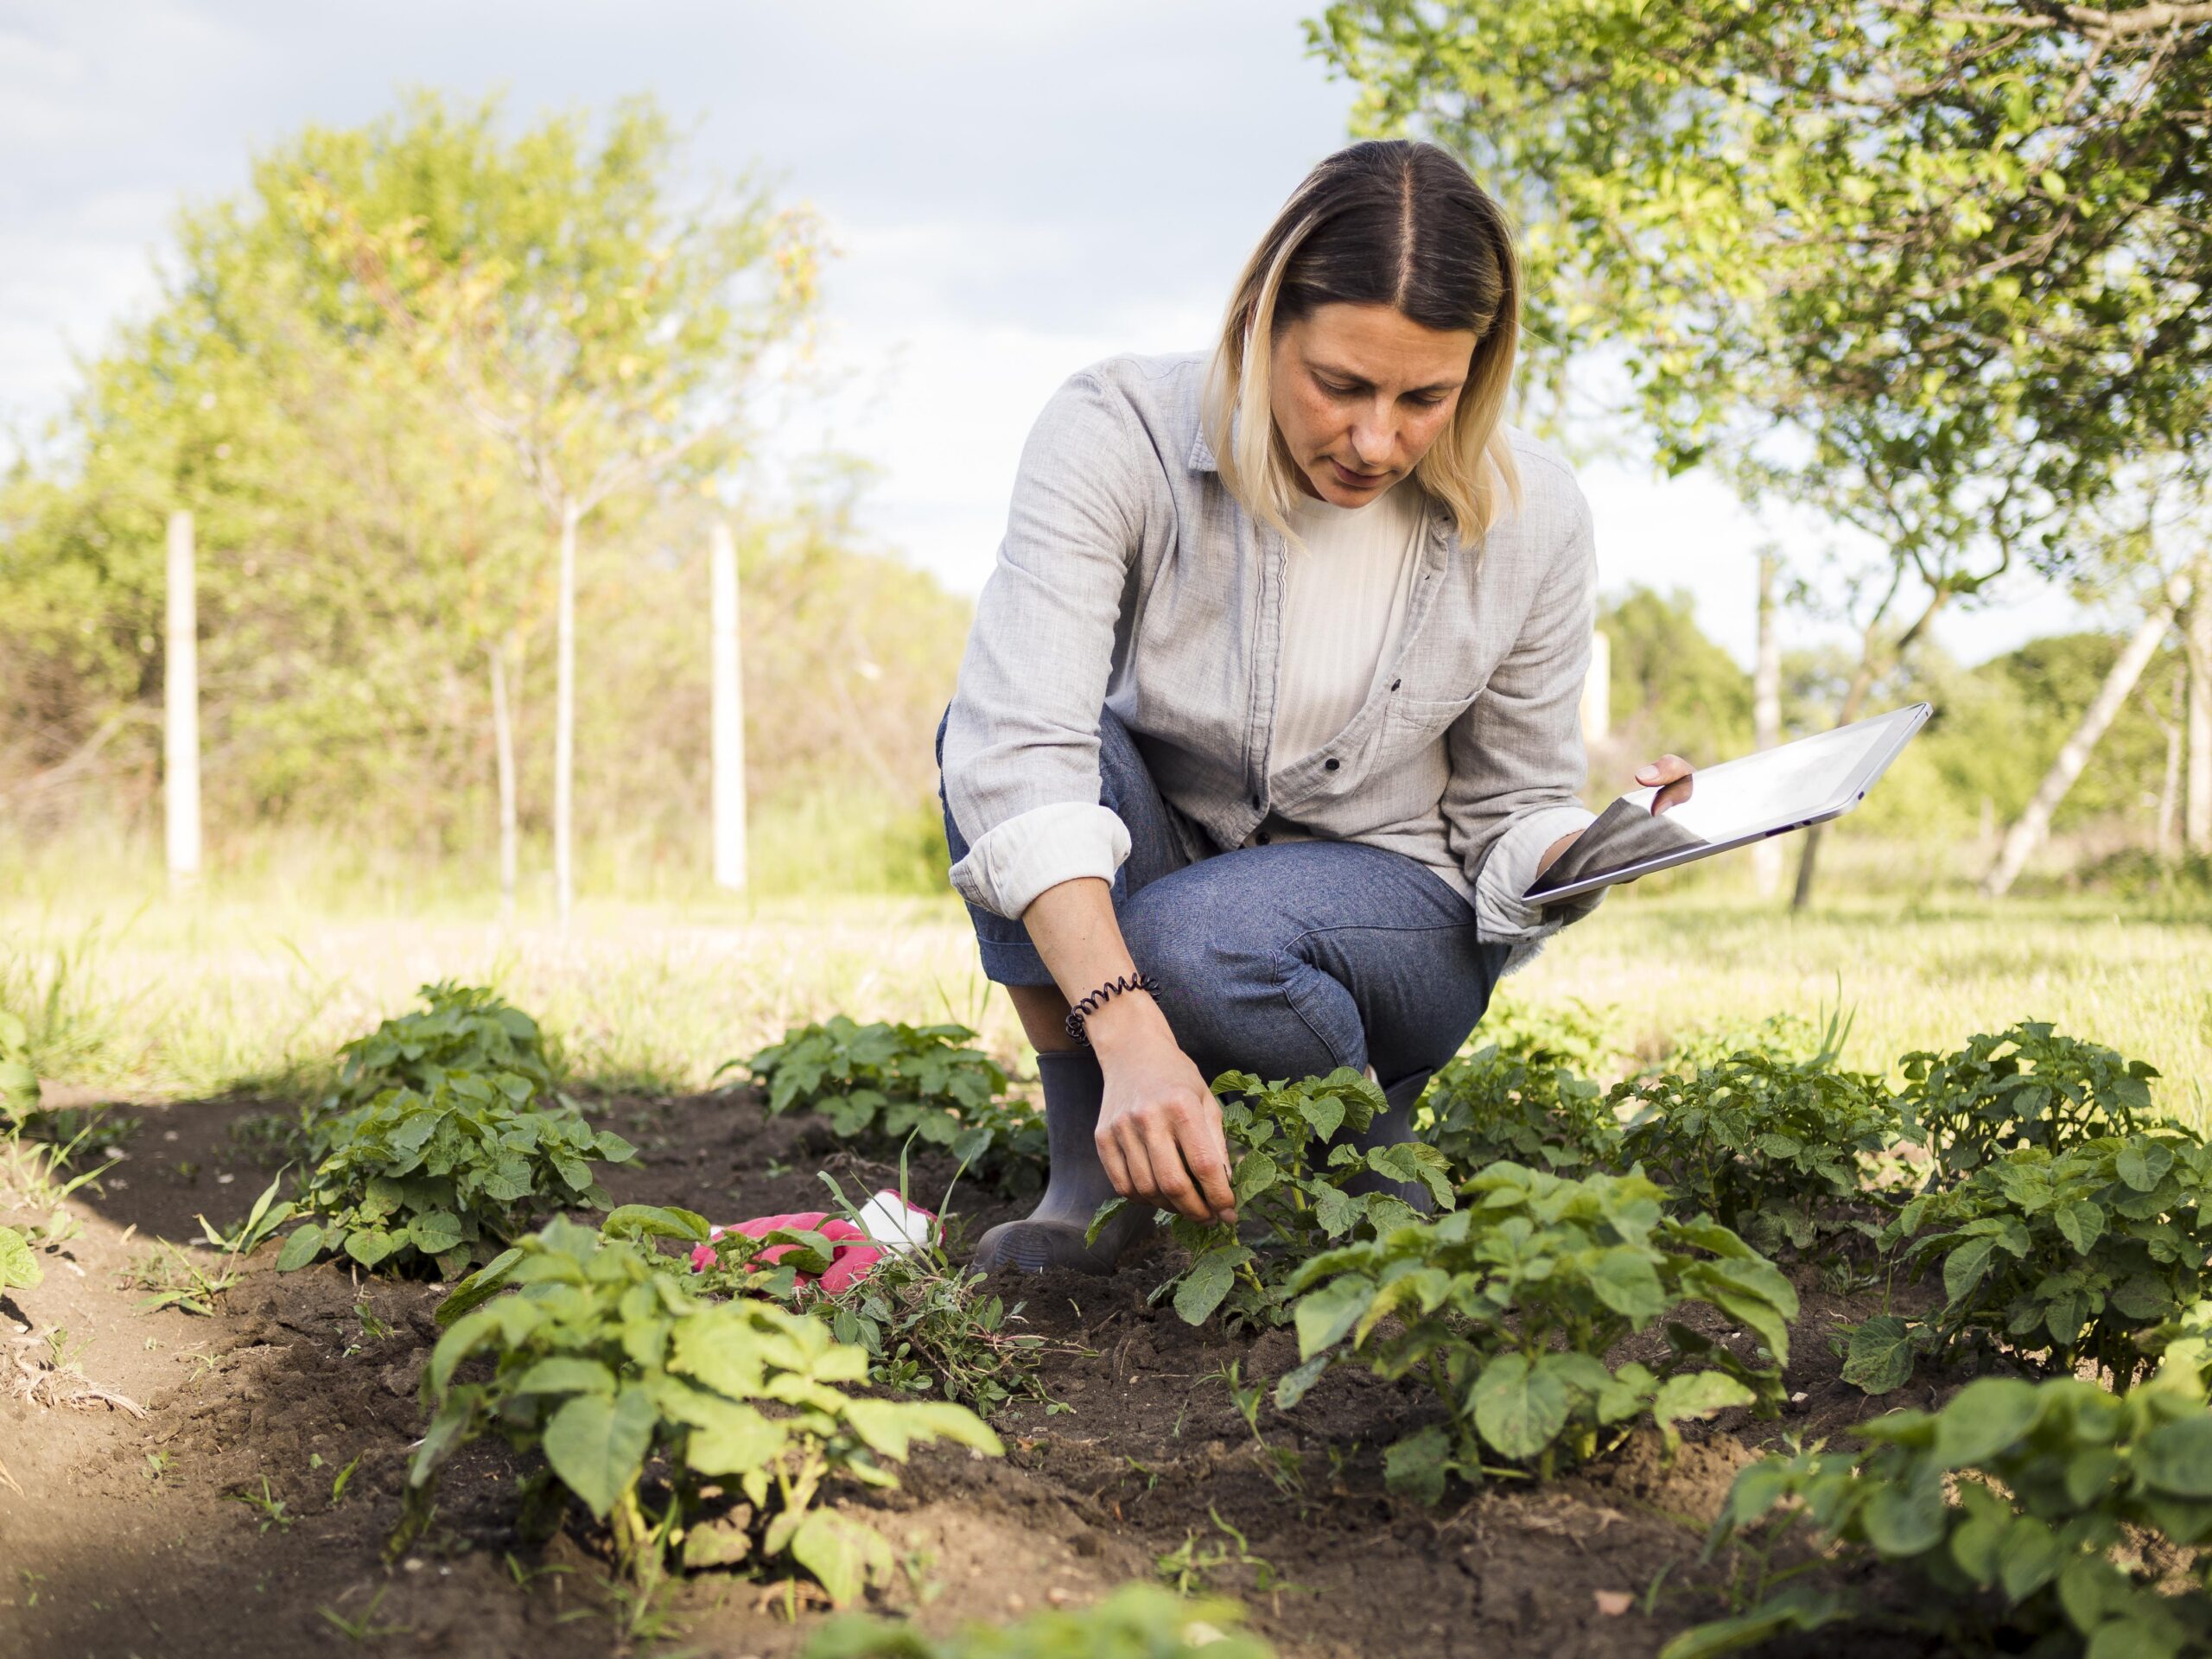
left=1381, top=691, right=1467, bottom=756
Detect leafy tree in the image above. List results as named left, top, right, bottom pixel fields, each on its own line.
left=1599, top=587, right=1753, bottom=767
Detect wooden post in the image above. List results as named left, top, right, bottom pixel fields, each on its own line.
left=1751, top=549, right=1784, bottom=897
left=710, top=519, right=749, bottom=891
left=163, top=510, right=201, bottom=891
left=2187, top=556, right=2211, bottom=855
left=490, top=635, right=518, bottom=920
left=1580, top=628, right=1611, bottom=747
left=554, top=499, right=578, bottom=928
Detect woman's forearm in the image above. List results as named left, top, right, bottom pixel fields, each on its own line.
left=1018, top=877, right=1179, bottom=1058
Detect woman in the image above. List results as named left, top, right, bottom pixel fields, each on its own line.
left=935, top=140, right=1689, bottom=1274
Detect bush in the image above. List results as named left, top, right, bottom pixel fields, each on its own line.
left=1099, top=1067, right=1454, bottom=1331
left=1849, top=1128, right=2212, bottom=1393
left=804, top=1583, right=1274, bottom=1658
left=1282, top=1162, right=1796, bottom=1496
left=736, top=1017, right=1043, bottom=1197
left=1683, top=1370, right=2212, bottom=1656
left=1900, top=1021, right=2158, bottom=1180
left=1611, top=1046, right=1904, bottom=1256
left=415, top=1218, right=1001, bottom=1605
left=1420, top=1045, right=1618, bottom=1181
left=276, top=1076, right=635, bottom=1275
left=326, top=981, right=564, bottom=1122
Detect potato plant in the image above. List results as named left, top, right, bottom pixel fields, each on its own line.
left=736, top=1017, right=1044, bottom=1196
left=1685, top=1371, right=2212, bottom=1656
left=327, top=980, right=565, bottom=1121
left=805, top=1583, right=1274, bottom=1658
left=1899, top=1020, right=2158, bottom=1179
left=1611, top=1046, right=1904, bottom=1256
left=1419, top=1043, right=1618, bottom=1180
left=1094, top=1067, right=1453, bottom=1330
left=1282, top=1162, right=1796, bottom=1496
left=276, top=1076, right=635, bottom=1275
left=1847, top=1128, right=2212, bottom=1393
left=416, top=1218, right=1001, bottom=1605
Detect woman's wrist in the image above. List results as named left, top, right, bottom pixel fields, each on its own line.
left=1082, top=989, right=1173, bottom=1059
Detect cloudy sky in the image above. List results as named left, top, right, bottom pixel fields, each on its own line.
left=1, top=0, right=2094, bottom=666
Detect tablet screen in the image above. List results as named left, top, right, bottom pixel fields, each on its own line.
left=1526, top=706, right=1926, bottom=899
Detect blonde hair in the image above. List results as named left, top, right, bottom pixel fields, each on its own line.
left=1204, top=140, right=1522, bottom=547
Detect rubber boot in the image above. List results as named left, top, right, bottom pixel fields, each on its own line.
left=971, top=1048, right=1153, bottom=1274
left=1340, top=1065, right=1437, bottom=1213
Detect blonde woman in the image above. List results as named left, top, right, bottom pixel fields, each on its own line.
left=937, top=140, right=1690, bottom=1274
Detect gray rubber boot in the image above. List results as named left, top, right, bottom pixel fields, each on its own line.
left=972, top=1048, right=1153, bottom=1274
left=1340, top=1067, right=1438, bottom=1212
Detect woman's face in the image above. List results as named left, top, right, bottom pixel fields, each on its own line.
left=1268, top=302, right=1478, bottom=506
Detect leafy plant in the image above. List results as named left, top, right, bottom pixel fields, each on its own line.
left=0, top=1009, right=38, bottom=1120
left=277, top=1077, right=634, bottom=1276
left=1848, top=1128, right=2212, bottom=1394
left=1660, top=1011, right=1830, bottom=1073
left=1095, top=1067, right=1454, bottom=1331
left=1281, top=1162, right=1795, bottom=1496
left=415, top=1218, right=1001, bottom=1607
left=327, top=981, right=564, bottom=1122
left=734, top=1016, right=1043, bottom=1197
left=1899, top=1021, right=2159, bottom=1180
left=1419, top=1042, right=1618, bottom=1180
left=0, top=1224, right=42, bottom=1295
left=1681, top=1370, right=2212, bottom=1656
left=1611, top=1035, right=1903, bottom=1256
left=804, top=1583, right=1274, bottom=1659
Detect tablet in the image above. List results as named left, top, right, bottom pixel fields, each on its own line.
left=1523, top=702, right=1933, bottom=905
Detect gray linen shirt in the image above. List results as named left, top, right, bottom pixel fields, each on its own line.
left=940, top=349, right=1603, bottom=970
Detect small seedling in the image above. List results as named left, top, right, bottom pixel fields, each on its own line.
left=328, top=1452, right=364, bottom=1506
left=319, top=1586, right=408, bottom=1643
left=226, top=1475, right=294, bottom=1533
left=143, top=1450, right=172, bottom=1482
left=1155, top=1507, right=1291, bottom=1598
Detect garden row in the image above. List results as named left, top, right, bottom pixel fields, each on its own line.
left=4, top=988, right=2209, bottom=1656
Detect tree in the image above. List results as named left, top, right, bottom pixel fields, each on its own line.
left=1311, top=0, right=2212, bottom=899
left=299, top=93, right=824, bottom=924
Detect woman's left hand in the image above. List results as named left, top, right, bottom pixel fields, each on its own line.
left=1635, top=753, right=1694, bottom=814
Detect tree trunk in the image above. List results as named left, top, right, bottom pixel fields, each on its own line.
left=709, top=519, right=749, bottom=892
left=555, top=499, right=579, bottom=928
left=1982, top=598, right=2177, bottom=898
left=1751, top=549, right=1784, bottom=898
left=2157, top=667, right=2184, bottom=861
left=490, top=633, right=518, bottom=920
left=2187, top=556, right=2211, bottom=855
left=164, top=509, right=201, bottom=893
left=1792, top=586, right=1949, bottom=910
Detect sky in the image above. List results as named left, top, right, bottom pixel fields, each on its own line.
left=0, top=0, right=2101, bottom=670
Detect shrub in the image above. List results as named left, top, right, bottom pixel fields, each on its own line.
left=1421, top=1052, right=1617, bottom=1179
left=1900, top=1021, right=2158, bottom=1180
left=415, top=1218, right=1001, bottom=1605
left=327, top=981, right=564, bottom=1122
left=276, top=1076, right=635, bottom=1276
left=1847, top=1128, right=2212, bottom=1393
left=1681, top=1371, right=2212, bottom=1656
left=804, top=1583, right=1274, bottom=1658
left=1611, top=1046, right=1904, bottom=1256
left=735, top=1017, right=1043, bottom=1196
left=1282, top=1162, right=1796, bottom=1496
left=1096, top=1067, right=1454, bottom=1331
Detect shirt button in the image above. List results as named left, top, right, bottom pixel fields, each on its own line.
left=1250, top=794, right=1262, bottom=810
left=1390, top=679, right=1402, bottom=691
left=1324, top=758, right=1340, bottom=772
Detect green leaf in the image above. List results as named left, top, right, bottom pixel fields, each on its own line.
left=1173, top=1245, right=1243, bottom=1326
left=2053, top=1199, right=2105, bottom=1255
left=435, top=1248, right=522, bottom=1326
left=1382, top=1424, right=1452, bottom=1504
left=2117, top=1141, right=2172, bottom=1192
left=1840, top=1315, right=1916, bottom=1395
left=1274, top=1353, right=1330, bottom=1411
left=512, top=1357, right=617, bottom=1398
left=2139, top=1414, right=2212, bottom=1497
left=1861, top=1473, right=1947, bottom=1558
left=1294, top=1274, right=1374, bottom=1360
left=1931, top=1378, right=2043, bottom=1468
left=1312, top=1183, right=1360, bottom=1239
left=1651, top=1371, right=1753, bottom=1449
left=407, top=1211, right=465, bottom=1257
left=1585, top=1246, right=1666, bottom=1321
left=1998, top=1516, right=2062, bottom=1600
left=271, top=1223, right=327, bottom=1274
left=542, top=1385, right=656, bottom=1521
left=1943, top=1234, right=1999, bottom=1303
left=0, top=1227, right=43, bottom=1293
left=1471, top=1352, right=1573, bottom=1461
left=344, top=1227, right=401, bottom=1268
left=788, top=1510, right=894, bottom=1607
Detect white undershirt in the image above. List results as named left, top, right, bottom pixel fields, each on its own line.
left=1269, top=480, right=1429, bottom=770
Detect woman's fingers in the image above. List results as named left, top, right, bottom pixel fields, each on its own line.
left=1184, top=1102, right=1239, bottom=1226
left=1139, top=1117, right=1210, bottom=1223
left=1635, top=753, right=1694, bottom=814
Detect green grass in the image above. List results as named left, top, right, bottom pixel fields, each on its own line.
left=1, top=840, right=2205, bottom=1122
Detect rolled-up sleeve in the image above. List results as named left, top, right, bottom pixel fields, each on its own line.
left=1445, top=471, right=1603, bottom=963
left=941, top=370, right=1154, bottom=919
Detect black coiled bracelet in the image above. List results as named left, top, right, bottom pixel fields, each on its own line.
left=1065, top=971, right=1165, bottom=1046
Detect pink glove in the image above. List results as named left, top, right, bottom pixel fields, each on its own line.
left=690, top=1192, right=933, bottom=1296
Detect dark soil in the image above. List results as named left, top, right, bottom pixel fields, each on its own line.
left=1, top=1087, right=1948, bottom=1659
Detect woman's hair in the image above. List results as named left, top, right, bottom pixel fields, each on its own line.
left=1204, top=139, right=1522, bottom=545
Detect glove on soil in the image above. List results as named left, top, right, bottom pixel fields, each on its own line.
left=971, top=1047, right=1151, bottom=1275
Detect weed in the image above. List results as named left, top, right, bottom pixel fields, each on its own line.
left=226, top=1475, right=294, bottom=1533
left=328, top=1452, right=364, bottom=1506
left=1154, top=1508, right=1291, bottom=1598
left=143, top=1450, right=172, bottom=1482
left=319, top=1586, right=408, bottom=1642
left=1208, top=1361, right=1303, bottom=1496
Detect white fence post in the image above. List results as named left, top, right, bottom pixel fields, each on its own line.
left=164, top=509, right=201, bottom=891
left=710, top=519, right=748, bottom=892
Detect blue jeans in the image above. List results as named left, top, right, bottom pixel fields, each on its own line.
left=935, top=705, right=1510, bottom=1107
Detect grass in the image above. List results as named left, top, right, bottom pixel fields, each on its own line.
left=0, top=836, right=2205, bottom=1123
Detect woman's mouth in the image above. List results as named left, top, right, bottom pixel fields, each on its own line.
left=1329, top=460, right=1388, bottom=488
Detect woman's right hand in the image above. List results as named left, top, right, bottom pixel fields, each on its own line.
left=1084, top=998, right=1238, bottom=1228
